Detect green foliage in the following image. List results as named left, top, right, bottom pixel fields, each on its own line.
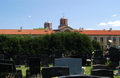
left=33, top=28, right=45, bottom=30
left=92, top=39, right=101, bottom=50
left=0, top=32, right=93, bottom=55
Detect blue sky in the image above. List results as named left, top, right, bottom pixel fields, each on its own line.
left=0, top=0, right=120, bottom=30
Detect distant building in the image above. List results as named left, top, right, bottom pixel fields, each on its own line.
left=0, top=17, right=120, bottom=49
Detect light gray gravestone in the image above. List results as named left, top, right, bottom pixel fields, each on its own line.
left=55, top=58, right=82, bottom=75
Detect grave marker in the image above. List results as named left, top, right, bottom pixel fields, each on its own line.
left=55, top=58, right=82, bottom=75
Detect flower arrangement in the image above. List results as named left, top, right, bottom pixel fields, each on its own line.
left=105, top=57, right=111, bottom=68
left=116, top=66, right=120, bottom=69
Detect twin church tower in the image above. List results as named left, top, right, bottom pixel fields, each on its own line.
left=44, top=16, right=68, bottom=30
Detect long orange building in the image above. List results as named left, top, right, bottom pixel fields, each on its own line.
left=1, top=17, right=120, bottom=49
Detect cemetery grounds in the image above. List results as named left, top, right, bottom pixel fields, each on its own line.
left=16, top=64, right=120, bottom=78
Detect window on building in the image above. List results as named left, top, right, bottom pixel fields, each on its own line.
left=100, top=37, right=103, bottom=41
left=48, top=24, right=49, bottom=27
left=113, top=37, right=116, bottom=41
left=119, top=38, right=120, bottom=41
left=94, top=37, right=97, bottom=41
left=107, top=37, right=110, bottom=41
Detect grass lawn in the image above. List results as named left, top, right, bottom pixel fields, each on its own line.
left=16, top=65, right=120, bottom=78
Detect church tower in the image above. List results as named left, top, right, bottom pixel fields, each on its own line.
left=44, top=21, right=52, bottom=29
left=59, top=16, right=68, bottom=27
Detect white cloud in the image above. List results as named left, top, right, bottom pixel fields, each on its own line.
left=99, top=22, right=107, bottom=26
left=111, top=14, right=118, bottom=17
left=28, top=15, right=31, bottom=17
left=107, top=20, right=120, bottom=27
left=86, top=28, right=94, bottom=30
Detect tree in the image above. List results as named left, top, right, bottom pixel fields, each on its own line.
left=92, top=39, right=101, bottom=50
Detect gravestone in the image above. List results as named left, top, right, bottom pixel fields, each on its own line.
left=91, top=69, right=113, bottom=78
left=70, top=55, right=86, bottom=66
left=26, top=69, right=30, bottom=78
left=55, top=49, right=62, bottom=58
left=48, top=55, right=55, bottom=64
left=55, top=58, right=82, bottom=75
left=0, top=59, right=16, bottom=75
left=0, top=54, right=4, bottom=59
left=42, top=66, right=69, bottom=78
left=57, top=75, right=110, bottom=78
left=41, top=54, right=49, bottom=67
left=15, top=70, right=22, bottom=78
left=19, top=55, right=28, bottom=65
left=4, top=53, right=11, bottom=60
left=108, top=47, right=120, bottom=69
left=94, top=50, right=103, bottom=59
left=116, top=61, right=120, bottom=75
left=29, top=57, right=40, bottom=76
left=92, top=64, right=106, bottom=69
left=0, top=63, right=13, bottom=78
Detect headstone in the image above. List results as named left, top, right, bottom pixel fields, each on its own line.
left=15, top=70, right=22, bottom=78
left=55, top=49, right=62, bottom=58
left=92, top=64, right=106, bottom=69
left=42, top=66, right=69, bottom=78
left=26, top=69, right=30, bottom=78
left=116, top=61, right=120, bottom=75
left=0, top=54, right=4, bottom=59
left=94, top=50, right=103, bottom=59
left=0, top=59, right=16, bottom=75
left=41, top=54, right=49, bottom=67
left=19, top=55, right=28, bottom=65
left=91, top=69, right=113, bottom=78
left=48, top=55, right=55, bottom=64
left=0, top=63, right=13, bottom=78
left=70, top=55, right=86, bottom=66
left=55, top=58, right=82, bottom=75
left=57, top=75, right=110, bottom=78
left=29, top=57, right=40, bottom=76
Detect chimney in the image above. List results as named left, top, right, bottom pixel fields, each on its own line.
left=81, top=28, right=84, bottom=32
left=109, top=28, right=112, bottom=32
left=103, top=29, right=105, bottom=30
left=20, top=26, right=22, bottom=32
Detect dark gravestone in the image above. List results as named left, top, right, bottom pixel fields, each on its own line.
left=108, top=47, right=120, bottom=69
left=0, top=63, right=13, bottom=78
left=86, top=53, right=92, bottom=59
left=55, top=49, right=62, bottom=58
left=58, top=75, right=110, bottom=78
left=13, top=55, right=20, bottom=65
left=91, top=69, right=113, bottom=78
left=92, top=64, right=106, bottom=69
left=0, top=59, right=16, bottom=75
left=42, top=67, right=69, bottom=78
left=41, top=54, right=49, bottom=67
left=19, top=55, right=28, bottom=65
left=48, top=55, right=55, bottom=64
left=4, top=53, right=11, bottom=60
left=26, top=69, right=30, bottom=78
left=29, top=57, right=40, bottom=76
left=94, top=50, right=103, bottom=59
left=15, top=70, right=22, bottom=78
left=0, top=54, right=4, bottom=59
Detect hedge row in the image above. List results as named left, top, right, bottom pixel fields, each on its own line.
left=0, top=32, right=98, bottom=56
